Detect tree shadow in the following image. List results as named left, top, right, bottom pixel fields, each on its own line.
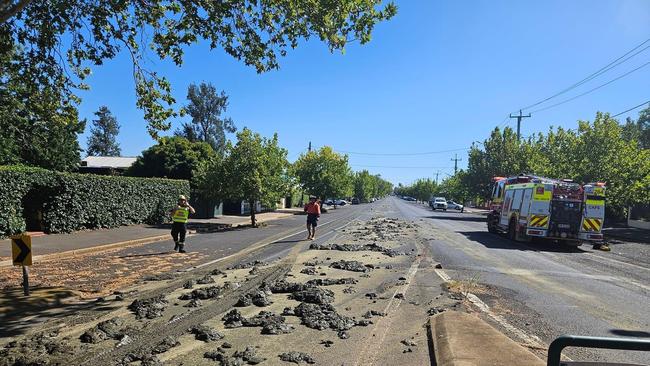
left=0, top=286, right=120, bottom=337
left=457, top=231, right=587, bottom=253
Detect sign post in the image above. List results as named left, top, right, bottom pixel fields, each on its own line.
left=11, top=234, right=32, bottom=296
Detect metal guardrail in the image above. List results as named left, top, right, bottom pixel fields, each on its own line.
left=547, top=335, right=650, bottom=366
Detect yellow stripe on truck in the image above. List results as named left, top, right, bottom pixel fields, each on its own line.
left=529, top=215, right=549, bottom=228
left=582, top=218, right=602, bottom=232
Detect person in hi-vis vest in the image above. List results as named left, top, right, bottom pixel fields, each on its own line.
left=169, top=195, right=195, bottom=253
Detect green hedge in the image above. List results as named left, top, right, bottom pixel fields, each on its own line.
left=0, top=165, right=189, bottom=236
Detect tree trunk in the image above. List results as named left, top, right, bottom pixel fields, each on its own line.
left=250, top=198, right=257, bottom=227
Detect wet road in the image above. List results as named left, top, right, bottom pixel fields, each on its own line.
left=392, top=197, right=650, bottom=365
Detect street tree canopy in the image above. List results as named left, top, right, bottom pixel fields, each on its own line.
left=127, top=136, right=215, bottom=181
left=175, top=82, right=236, bottom=154
left=1, top=1, right=396, bottom=137
left=87, top=106, right=121, bottom=157
left=293, top=146, right=354, bottom=201
left=0, top=46, right=85, bottom=171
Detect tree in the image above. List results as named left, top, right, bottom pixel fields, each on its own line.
left=87, top=106, right=121, bottom=156
left=1, top=1, right=396, bottom=137
left=0, top=47, right=85, bottom=171
left=175, top=82, right=236, bottom=154
left=223, top=128, right=289, bottom=226
left=353, top=170, right=392, bottom=201
left=127, top=137, right=214, bottom=181
left=293, top=146, right=353, bottom=201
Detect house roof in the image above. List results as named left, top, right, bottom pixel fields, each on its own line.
left=81, top=156, right=137, bottom=169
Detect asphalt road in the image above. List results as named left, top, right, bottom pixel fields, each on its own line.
left=392, top=197, right=650, bottom=365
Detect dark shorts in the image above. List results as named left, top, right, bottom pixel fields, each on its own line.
left=307, top=214, right=319, bottom=227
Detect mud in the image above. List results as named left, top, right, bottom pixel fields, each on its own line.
left=196, top=274, right=216, bottom=284
left=152, top=336, right=180, bottom=354
left=309, top=242, right=402, bottom=257
left=180, top=285, right=224, bottom=300
left=269, top=280, right=307, bottom=293
left=329, top=260, right=371, bottom=272
left=183, top=279, right=195, bottom=289
left=300, top=267, right=317, bottom=275
left=184, top=298, right=203, bottom=308
left=0, top=332, right=74, bottom=366
left=305, top=278, right=357, bottom=286
left=289, top=286, right=335, bottom=304
left=227, top=260, right=266, bottom=270
left=205, top=345, right=265, bottom=365
left=291, top=302, right=356, bottom=337
left=79, top=317, right=129, bottom=343
left=128, top=295, right=168, bottom=319
left=236, top=289, right=273, bottom=307
left=191, top=325, right=225, bottom=342
left=222, top=309, right=295, bottom=335
left=363, top=310, right=387, bottom=318
left=279, top=351, right=315, bottom=364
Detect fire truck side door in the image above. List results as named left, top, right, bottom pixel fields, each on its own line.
left=500, top=189, right=514, bottom=226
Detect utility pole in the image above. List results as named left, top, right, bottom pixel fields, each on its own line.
left=300, top=141, right=312, bottom=207
left=308, top=141, right=312, bottom=152
left=451, top=154, right=462, bottom=175
left=435, top=171, right=440, bottom=185
left=509, top=109, right=531, bottom=140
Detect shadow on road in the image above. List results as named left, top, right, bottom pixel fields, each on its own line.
left=458, top=231, right=587, bottom=253
left=0, top=287, right=120, bottom=337
left=423, top=214, right=486, bottom=223
left=609, top=329, right=650, bottom=338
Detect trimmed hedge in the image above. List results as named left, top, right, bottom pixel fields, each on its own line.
left=0, top=165, right=189, bottom=236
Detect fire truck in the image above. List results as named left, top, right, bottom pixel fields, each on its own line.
left=486, top=175, right=606, bottom=245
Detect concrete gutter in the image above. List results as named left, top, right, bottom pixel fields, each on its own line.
left=428, top=311, right=545, bottom=366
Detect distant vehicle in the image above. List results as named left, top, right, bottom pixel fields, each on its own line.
left=323, top=199, right=334, bottom=205
left=405, top=196, right=417, bottom=201
left=351, top=198, right=360, bottom=205
left=447, top=200, right=464, bottom=211
left=370, top=197, right=377, bottom=202
left=335, top=199, right=348, bottom=206
left=430, top=197, right=447, bottom=211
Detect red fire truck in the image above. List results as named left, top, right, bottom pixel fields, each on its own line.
left=487, top=175, right=606, bottom=245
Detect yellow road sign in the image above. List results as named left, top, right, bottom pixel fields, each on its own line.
left=11, top=234, right=32, bottom=266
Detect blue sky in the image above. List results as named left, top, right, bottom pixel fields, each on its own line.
left=76, top=0, right=650, bottom=185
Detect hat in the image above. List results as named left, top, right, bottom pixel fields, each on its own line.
left=179, top=195, right=187, bottom=201
left=309, top=195, right=317, bottom=200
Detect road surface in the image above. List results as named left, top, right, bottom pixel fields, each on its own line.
left=393, top=197, right=650, bottom=365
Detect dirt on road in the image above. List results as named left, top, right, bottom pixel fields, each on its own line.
left=0, top=214, right=462, bottom=366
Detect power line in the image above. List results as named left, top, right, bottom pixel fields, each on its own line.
left=519, top=37, right=650, bottom=111
left=612, top=99, right=650, bottom=118
left=530, top=60, right=650, bottom=114
left=336, top=147, right=469, bottom=156
left=351, top=164, right=454, bottom=169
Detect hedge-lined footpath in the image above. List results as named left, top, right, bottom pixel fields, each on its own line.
left=0, top=165, right=189, bottom=236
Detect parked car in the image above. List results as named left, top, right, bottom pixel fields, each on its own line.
left=351, top=197, right=360, bottom=205
left=405, top=196, right=417, bottom=201
left=447, top=200, right=464, bottom=211
left=323, top=199, right=334, bottom=205
left=430, top=197, right=447, bottom=211
left=335, top=199, right=348, bottom=206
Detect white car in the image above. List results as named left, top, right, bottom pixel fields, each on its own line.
left=430, top=197, right=447, bottom=211
left=334, top=199, right=348, bottom=206
left=447, top=200, right=464, bottom=211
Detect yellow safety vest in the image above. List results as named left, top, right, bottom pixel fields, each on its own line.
left=172, top=207, right=190, bottom=223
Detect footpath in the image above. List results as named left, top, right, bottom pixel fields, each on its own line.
left=0, top=209, right=302, bottom=266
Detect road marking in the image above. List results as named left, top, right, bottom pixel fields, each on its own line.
left=586, top=252, right=650, bottom=273
left=355, top=254, right=422, bottom=366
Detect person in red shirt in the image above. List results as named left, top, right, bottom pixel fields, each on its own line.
left=304, top=196, right=321, bottom=240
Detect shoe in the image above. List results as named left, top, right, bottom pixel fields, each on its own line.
left=309, top=237, right=315, bottom=241
left=179, top=243, right=187, bottom=253
left=174, top=242, right=180, bottom=251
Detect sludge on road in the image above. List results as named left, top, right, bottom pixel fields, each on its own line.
left=1, top=197, right=648, bottom=366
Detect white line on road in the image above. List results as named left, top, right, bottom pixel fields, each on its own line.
left=433, top=268, right=547, bottom=351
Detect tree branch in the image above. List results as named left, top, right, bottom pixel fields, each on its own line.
left=0, top=0, right=33, bottom=24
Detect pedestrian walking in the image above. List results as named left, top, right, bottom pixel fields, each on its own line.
left=304, top=195, right=321, bottom=240
left=170, top=195, right=195, bottom=253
